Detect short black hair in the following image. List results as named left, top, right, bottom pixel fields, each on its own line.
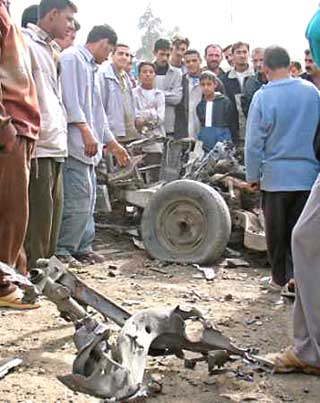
left=223, top=44, right=232, bottom=53
left=264, top=46, right=290, bottom=70
left=199, top=70, right=217, bottom=82
left=305, top=49, right=311, bottom=56
left=184, top=49, right=201, bottom=59
left=86, top=24, right=117, bottom=45
left=21, top=4, right=39, bottom=28
left=39, top=0, right=77, bottom=19
left=232, top=41, right=250, bottom=54
left=204, top=44, right=222, bottom=56
left=138, top=61, right=156, bottom=74
left=154, top=38, right=171, bottom=52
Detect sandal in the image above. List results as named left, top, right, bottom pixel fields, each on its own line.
left=270, top=348, right=320, bottom=375
left=0, top=288, right=40, bottom=310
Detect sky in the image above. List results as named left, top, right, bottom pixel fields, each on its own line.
left=11, top=0, right=320, bottom=62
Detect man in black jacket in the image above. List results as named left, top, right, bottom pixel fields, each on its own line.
left=220, top=41, right=253, bottom=146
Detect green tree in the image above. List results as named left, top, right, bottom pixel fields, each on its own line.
left=136, top=4, right=163, bottom=61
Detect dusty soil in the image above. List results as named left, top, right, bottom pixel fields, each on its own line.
left=1, top=229, right=319, bottom=403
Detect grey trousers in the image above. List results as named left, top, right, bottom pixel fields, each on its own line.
left=292, top=174, right=320, bottom=367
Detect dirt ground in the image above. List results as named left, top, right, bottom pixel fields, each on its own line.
left=1, top=229, right=319, bottom=403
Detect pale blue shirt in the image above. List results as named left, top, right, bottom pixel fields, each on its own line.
left=60, top=45, right=114, bottom=166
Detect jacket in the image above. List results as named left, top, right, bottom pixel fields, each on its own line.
left=154, top=64, right=182, bottom=134
left=99, top=62, right=136, bottom=139
left=196, top=93, right=237, bottom=148
left=245, top=78, right=320, bottom=191
left=241, top=73, right=268, bottom=117
left=23, top=24, right=67, bottom=158
left=174, top=73, right=201, bottom=139
left=220, top=67, right=253, bottom=143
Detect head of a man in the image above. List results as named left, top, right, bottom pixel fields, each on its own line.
left=112, top=44, right=131, bottom=72
left=204, top=44, right=223, bottom=72
left=38, top=0, right=77, bottom=40
left=21, top=4, right=39, bottom=27
left=170, top=36, right=189, bottom=66
left=252, top=47, right=265, bottom=74
left=124, top=54, right=134, bottom=74
left=232, top=42, right=249, bottom=70
left=184, top=49, right=202, bottom=76
left=55, top=18, right=80, bottom=49
left=86, top=24, right=118, bottom=64
left=223, top=44, right=233, bottom=67
left=263, top=45, right=290, bottom=81
left=154, top=38, right=171, bottom=67
left=305, top=49, right=317, bottom=75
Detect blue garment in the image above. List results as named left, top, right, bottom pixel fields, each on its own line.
left=198, top=127, right=232, bottom=152
left=56, top=156, right=96, bottom=256
left=60, top=45, right=114, bottom=167
left=245, top=77, right=320, bottom=191
left=306, top=7, right=320, bottom=68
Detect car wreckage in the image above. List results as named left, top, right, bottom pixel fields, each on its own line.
left=97, top=137, right=267, bottom=265
left=2, top=258, right=273, bottom=402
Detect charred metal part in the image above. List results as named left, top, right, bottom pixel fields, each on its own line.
left=0, top=357, right=23, bottom=380
left=24, top=258, right=248, bottom=401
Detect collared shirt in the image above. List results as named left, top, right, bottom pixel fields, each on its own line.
left=0, top=5, right=40, bottom=139
left=23, top=24, right=67, bottom=158
left=60, top=45, right=114, bottom=166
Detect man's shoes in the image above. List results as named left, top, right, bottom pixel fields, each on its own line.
left=260, top=276, right=282, bottom=293
left=73, top=251, right=105, bottom=265
left=0, top=288, right=40, bottom=310
left=55, top=254, right=83, bottom=268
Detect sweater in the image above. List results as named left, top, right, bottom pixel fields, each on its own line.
left=245, top=77, right=320, bottom=191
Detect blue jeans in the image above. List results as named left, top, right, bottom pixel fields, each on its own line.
left=56, top=157, right=96, bottom=256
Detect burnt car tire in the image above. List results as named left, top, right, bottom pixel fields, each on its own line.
left=141, top=179, right=231, bottom=265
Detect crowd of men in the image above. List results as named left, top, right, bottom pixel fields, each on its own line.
left=1, top=0, right=320, bottom=380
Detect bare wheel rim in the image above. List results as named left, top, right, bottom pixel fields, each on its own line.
left=155, top=199, right=208, bottom=255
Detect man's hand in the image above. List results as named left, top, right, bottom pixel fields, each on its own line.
left=106, top=140, right=130, bottom=167
left=78, top=125, right=98, bottom=157
left=249, top=182, right=260, bottom=191
left=0, top=119, right=17, bottom=153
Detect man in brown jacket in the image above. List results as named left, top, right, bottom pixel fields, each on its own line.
left=0, top=0, right=41, bottom=309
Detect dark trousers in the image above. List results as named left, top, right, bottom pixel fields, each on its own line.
left=262, top=190, right=310, bottom=287
left=25, top=158, right=63, bottom=269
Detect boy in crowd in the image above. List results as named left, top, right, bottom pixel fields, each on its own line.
left=133, top=62, right=165, bottom=181
left=196, top=71, right=236, bottom=152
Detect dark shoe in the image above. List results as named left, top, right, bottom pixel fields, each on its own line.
left=56, top=255, right=83, bottom=268
left=73, top=251, right=105, bottom=265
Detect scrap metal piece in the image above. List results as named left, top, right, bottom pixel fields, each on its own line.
left=233, top=210, right=267, bottom=251
left=30, top=257, right=130, bottom=326
left=57, top=306, right=246, bottom=400
left=0, top=357, right=23, bottom=380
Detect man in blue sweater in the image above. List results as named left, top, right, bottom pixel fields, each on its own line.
left=245, top=46, right=320, bottom=294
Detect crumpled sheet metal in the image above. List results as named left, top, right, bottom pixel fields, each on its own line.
left=59, top=306, right=246, bottom=401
